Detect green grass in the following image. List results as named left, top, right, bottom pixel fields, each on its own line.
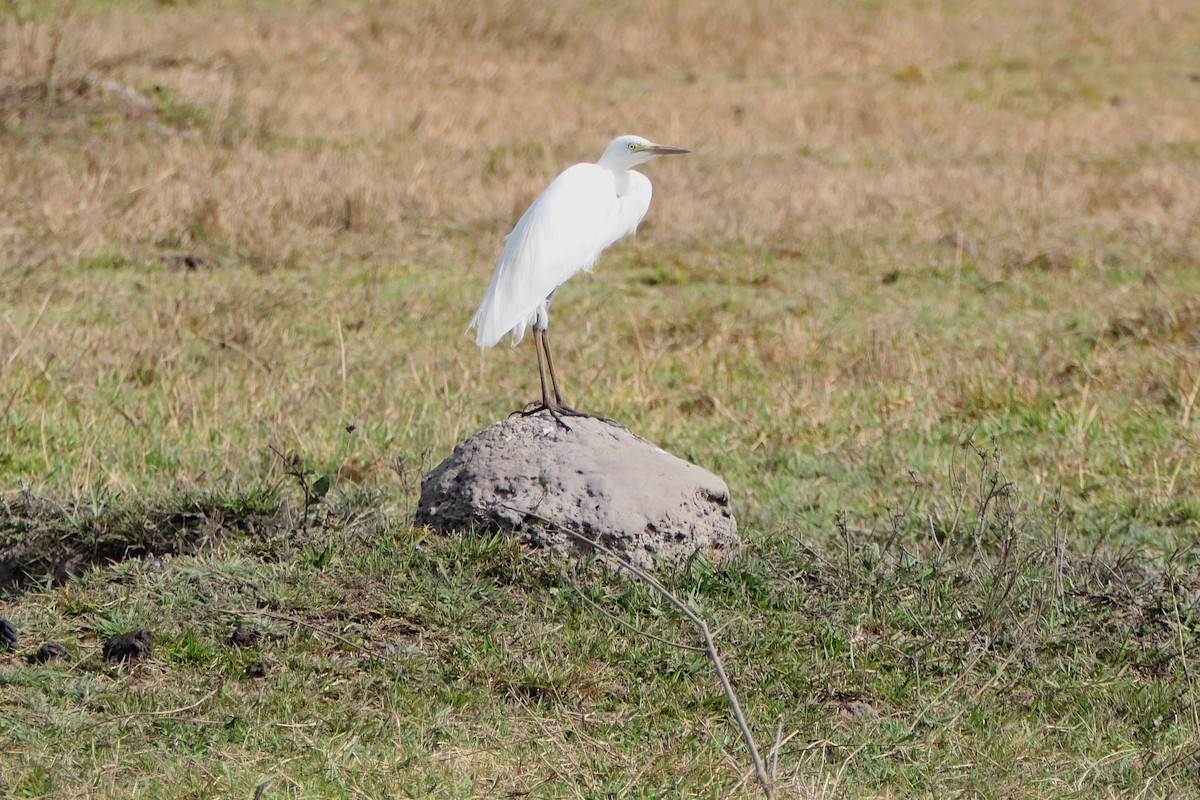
left=2, top=458, right=1198, bottom=798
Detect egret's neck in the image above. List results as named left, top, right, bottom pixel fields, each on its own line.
left=611, top=167, right=637, bottom=196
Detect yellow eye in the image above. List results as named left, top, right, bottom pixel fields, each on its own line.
left=628, top=142, right=636, bottom=150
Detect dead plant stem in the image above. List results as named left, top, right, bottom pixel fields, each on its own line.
left=500, top=502, right=776, bottom=800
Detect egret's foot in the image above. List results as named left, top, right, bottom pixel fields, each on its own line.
left=554, top=405, right=620, bottom=426
left=512, top=402, right=574, bottom=431
left=511, top=400, right=543, bottom=415
left=510, top=403, right=623, bottom=430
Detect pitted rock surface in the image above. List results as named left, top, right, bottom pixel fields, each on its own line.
left=416, top=415, right=739, bottom=569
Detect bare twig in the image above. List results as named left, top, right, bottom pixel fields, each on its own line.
left=499, top=503, right=776, bottom=800
left=556, top=568, right=706, bottom=654
left=105, top=688, right=220, bottom=723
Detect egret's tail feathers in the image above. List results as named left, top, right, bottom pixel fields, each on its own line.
left=473, top=322, right=504, bottom=350
left=469, top=306, right=525, bottom=349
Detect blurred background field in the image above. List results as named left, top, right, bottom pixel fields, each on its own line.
left=1, top=1, right=1199, bottom=797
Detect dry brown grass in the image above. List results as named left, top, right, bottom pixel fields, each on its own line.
left=4, top=0, right=1198, bottom=267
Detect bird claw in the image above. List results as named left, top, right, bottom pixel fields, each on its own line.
left=559, top=407, right=621, bottom=426
left=513, top=403, right=574, bottom=431
left=510, top=402, right=620, bottom=430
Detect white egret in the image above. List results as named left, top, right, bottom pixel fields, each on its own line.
left=469, top=134, right=690, bottom=425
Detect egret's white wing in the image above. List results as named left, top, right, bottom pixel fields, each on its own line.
left=470, top=163, right=623, bottom=348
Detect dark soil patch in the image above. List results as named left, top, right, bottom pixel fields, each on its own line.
left=0, top=490, right=279, bottom=595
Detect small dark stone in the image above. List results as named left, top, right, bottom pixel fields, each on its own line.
left=0, top=618, right=17, bottom=650
left=228, top=624, right=260, bottom=648
left=29, top=642, right=69, bottom=664
left=103, top=629, right=154, bottom=662
left=245, top=661, right=267, bottom=678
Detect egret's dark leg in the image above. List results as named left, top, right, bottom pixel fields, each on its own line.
left=512, top=325, right=572, bottom=430
left=510, top=304, right=617, bottom=427
left=535, top=327, right=553, bottom=410
left=540, top=328, right=567, bottom=407
left=541, top=293, right=566, bottom=406
left=540, top=328, right=618, bottom=424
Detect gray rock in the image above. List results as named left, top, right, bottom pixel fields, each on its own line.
left=416, top=415, right=739, bottom=569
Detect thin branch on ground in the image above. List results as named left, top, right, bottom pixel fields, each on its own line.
left=499, top=503, right=776, bottom=800
left=555, top=567, right=707, bottom=654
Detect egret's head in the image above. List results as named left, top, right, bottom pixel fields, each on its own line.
left=599, top=135, right=690, bottom=169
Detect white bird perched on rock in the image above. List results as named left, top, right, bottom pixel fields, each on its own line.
left=469, top=134, right=690, bottom=426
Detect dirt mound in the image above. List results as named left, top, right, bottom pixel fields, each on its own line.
left=416, top=415, right=740, bottom=570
